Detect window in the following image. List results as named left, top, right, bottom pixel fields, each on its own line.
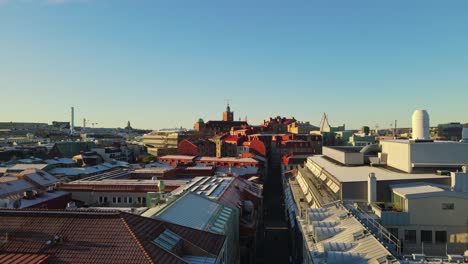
left=123, top=197, right=128, bottom=203
left=112, top=197, right=117, bottom=203
left=435, top=231, right=447, bottom=243
left=421, top=230, right=432, bottom=243
left=137, top=197, right=142, bottom=204
left=128, top=197, right=133, bottom=204
left=143, top=197, right=146, bottom=204
left=392, top=193, right=405, bottom=211
left=117, top=197, right=122, bottom=204
left=99, top=196, right=109, bottom=203
left=388, top=228, right=399, bottom=239
left=404, top=230, right=416, bottom=243
left=442, top=203, right=454, bottom=210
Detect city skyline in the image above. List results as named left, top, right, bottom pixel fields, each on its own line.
left=1, top=0, right=468, bottom=129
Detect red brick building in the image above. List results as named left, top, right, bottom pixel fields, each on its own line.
left=178, top=139, right=216, bottom=156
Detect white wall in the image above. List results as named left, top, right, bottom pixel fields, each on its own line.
left=408, top=196, right=468, bottom=227
left=381, top=141, right=411, bottom=172
left=410, top=142, right=468, bottom=168
left=323, top=147, right=364, bottom=165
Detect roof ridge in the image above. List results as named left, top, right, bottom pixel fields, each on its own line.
left=118, top=212, right=155, bottom=264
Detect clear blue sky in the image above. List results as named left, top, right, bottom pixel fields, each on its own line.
left=1, top=0, right=467, bottom=130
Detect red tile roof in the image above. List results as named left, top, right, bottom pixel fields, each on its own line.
left=0, top=209, right=225, bottom=264
left=0, top=253, right=50, bottom=264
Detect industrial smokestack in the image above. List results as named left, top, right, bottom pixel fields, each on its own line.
left=71, top=107, right=75, bottom=135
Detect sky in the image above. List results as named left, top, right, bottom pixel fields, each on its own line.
left=1, top=0, right=467, bottom=130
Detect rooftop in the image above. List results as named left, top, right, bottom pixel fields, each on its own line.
left=391, top=182, right=468, bottom=199
left=308, top=156, right=450, bottom=183
left=6, top=190, right=69, bottom=209
left=133, top=167, right=174, bottom=174
left=381, top=139, right=467, bottom=145
left=197, top=156, right=258, bottom=164
left=159, top=155, right=196, bottom=160
left=149, top=192, right=237, bottom=236
left=48, top=163, right=126, bottom=177
left=0, top=209, right=225, bottom=264
left=44, top=158, right=76, bottom=165
left=0, top=179, right=35, bottom=198
left=146, top=161, right=173, bottom=168
left=301, top=202, right=396, bottom=264
left=215, top=166, right=258, bottom=176
left=171, top=176, right=234, bottom=199
left=7, top=164, right=49, bottom=172
left=19, top=169, right=61, bottom=187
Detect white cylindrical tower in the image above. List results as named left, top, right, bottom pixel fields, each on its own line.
left=368, top=172, right=377, bottom=204
left=412, top=110, right=430, bottom=140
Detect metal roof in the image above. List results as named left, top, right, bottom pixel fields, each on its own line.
left=7, top=164, right=49, bottom=171
left=391, top=182, right=468, bottom=199
left=153, top=192, right=236, bottom=235
left=301, top=202, right=396, bottom=264
left=307, top=156, right=450, bottom=183
left=156, top=192, right=222, bottom=231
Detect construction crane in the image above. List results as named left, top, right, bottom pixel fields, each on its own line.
left=320, top=112, right=330, bottom=133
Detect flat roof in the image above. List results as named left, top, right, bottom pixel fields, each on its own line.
left=69, top=179, right=190, bottom=186
left=198, top=157, right=258, bottom=163
left=133, top=167, right=173, bottom=173
left=159, top=155, right=196, bottom=160
left=391, top=182, right=468, bottom=199
left=325, top=146, right=362, bottom=153
left=381, top=139, right=466, bottom=145
left=393, top=184, right=444, bottom=196
left=308, top=156, right=450, bottom=182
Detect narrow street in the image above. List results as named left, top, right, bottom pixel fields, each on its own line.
left=257, top=161, right=290, bottom=264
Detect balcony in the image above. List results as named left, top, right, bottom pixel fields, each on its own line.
left=371, top=203, right=410, bottom=226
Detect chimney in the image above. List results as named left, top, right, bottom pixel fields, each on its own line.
left=71, top=107, right=75, bottom=135
left=368, top=172, right=377, bottom=204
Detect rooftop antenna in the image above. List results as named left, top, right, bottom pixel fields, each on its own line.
left=319, top=112, right=330, bottom=132
left=224, top=99, right=231, bottom=111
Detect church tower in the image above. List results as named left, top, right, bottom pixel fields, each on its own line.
left=223, top=104, right=234, bottom=122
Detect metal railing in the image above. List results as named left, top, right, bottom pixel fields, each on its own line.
left=345, top=201, right=402, bottom=256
